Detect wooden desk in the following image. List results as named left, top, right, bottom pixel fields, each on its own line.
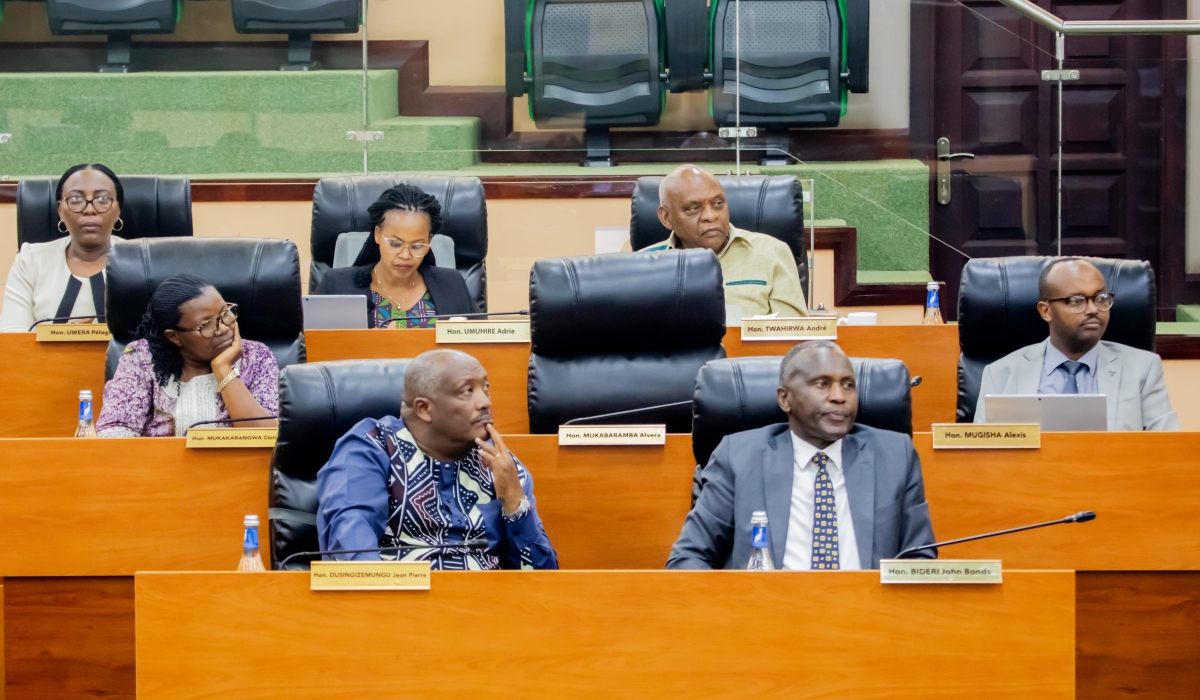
left=135, top=570, right=1075, bottom=700
left=0, top=334, right=107, bottom=438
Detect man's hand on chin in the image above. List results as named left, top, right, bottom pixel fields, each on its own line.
left=476, top=423, right=525, bottom=514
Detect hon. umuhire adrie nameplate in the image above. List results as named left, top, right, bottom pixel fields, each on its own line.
left=310, top=561, right=432, bottom=591
left=931, top=423, right=1041, bottom=449
left=741, top=317, right=837, bottom=341
left=185, top=427, right=278, bottom=449
left=35, top=324, right=112, bottom=342
left=435, top=320, right=530, bottom=344
left=879, top=560, right=1003, bottom=584
left=558, top=424, right=667, bottom=446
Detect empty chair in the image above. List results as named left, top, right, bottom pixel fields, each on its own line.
left=16, top=175, right=192, bottom=248
left=231, top=0, right=362, bottom=69
left=956, top=256, right=1156, bottom=422
left=45, top=0, right=181, bottom=71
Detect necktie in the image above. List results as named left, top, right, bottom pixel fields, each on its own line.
left=1060, top=360, right=1085, bottom=394
left=810, top=452, right=839, bottom=570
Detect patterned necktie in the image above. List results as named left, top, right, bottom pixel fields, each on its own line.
left=810, top=452, right=839, bottom=570
left=1060, top=360, right=1084, bottom=394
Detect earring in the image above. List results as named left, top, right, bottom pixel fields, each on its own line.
left=112, top=218, right=125, bottom=233
left=57, top=220, right=68, bottom=234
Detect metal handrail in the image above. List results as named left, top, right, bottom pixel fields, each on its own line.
left=996, top=0, right=1200, bottom=35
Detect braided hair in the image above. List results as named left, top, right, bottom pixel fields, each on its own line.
left=133, top=274, right=212, bottom=386
left=56, top=163, right=125, bottom=205
left=352, top=184, right=443, bottom=269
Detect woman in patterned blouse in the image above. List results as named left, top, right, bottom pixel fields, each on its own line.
left=96, top=274, right=279, bottom=437
left=313, top=184, right=478, bottom=328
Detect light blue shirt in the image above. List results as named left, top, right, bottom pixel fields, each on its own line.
left=1038, top=342, right=1100, bottom=394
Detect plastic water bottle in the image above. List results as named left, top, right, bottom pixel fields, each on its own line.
left=747, top=510, right=775, bottom=571
left=923, top=282, right=944, bottom=325
left=237, top=514, right=267, bottom=572
left=75, top=390, right=97, bottom=438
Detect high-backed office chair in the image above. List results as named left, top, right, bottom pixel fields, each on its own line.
left=45, top=0, right=181, bottom=71
left=309, top=174, right=489, bottom=310
left=269, top=359, right=411, bottom=570
left=527, top=249, right=726, bottom=433
left=629, top=174, right=809, bottom=302
left=504, top=0, right=667, bottom=165
left=690, top=354, right=914, bottom=504
left=956, top=256, right=1156, bottom=422
left=230, top=0, right=361, bottom=69
left=104, top=237, right=305, bottom=381
left=15, top=176, right=192, bottom=248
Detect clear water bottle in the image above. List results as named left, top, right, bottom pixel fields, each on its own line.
left=747, top=510, right=775, bottom=571
left=237, top=514, right=267, bottom=572
left=75, top=390, right=97, bottom=438
left=923, top=281, right=944, bottom=325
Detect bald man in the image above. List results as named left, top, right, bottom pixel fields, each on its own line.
left=316, top=350, right=558, bottom=569
left=641, top=164, right=808, bottom=317
left=975, top=257, right=1179, bottom=431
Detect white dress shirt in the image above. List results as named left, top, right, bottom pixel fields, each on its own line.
left=782, top=432, right=861, bottom=570
left=1038, top=341, right=1100, bottom=395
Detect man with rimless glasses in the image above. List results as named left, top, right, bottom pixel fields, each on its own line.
left=974, top=257, right=1179, bottom=431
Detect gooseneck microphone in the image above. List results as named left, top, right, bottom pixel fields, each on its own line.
left=895, top=511, right=1096, bottom=559
left=389, top=310, right=529, bottom=325
left=278, top=539, right=489, bottom=569
left=29, top=315, right=106, bottom=331
left=184, top=415, right=278, bottom=435
left=561, top=400, right=693, bottom=426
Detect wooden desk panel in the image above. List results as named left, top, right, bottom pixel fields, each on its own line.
left=135, top=571, right=1075, bottom=700
left=0, top=334, right=107, bottom=438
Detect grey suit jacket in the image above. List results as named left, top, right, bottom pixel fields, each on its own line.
left=666, top=423, right=936, bottom=570
left=974, top=339, right=1180, bottom=431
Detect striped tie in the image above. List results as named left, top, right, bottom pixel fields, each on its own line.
left=810, top=452, right=839, bottom=570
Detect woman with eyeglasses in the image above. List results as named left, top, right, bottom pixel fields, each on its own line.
left=0, top=163, right=126, bottom=332
left=96, top=274, right=279, bottom=437
left=313, top=184, right=478, bottom=328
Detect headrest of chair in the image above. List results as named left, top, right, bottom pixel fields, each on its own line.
left=15, top=175, right=193, bottom=248
left=310, top=175, right=487, bottom=271
left=629, top=175, right=805, bottom=259
left=691, top=355, right=913, bottom=467
left=958, top=256, right=1156, bottom=361
left=272, top=359, right=412, bottom=481
left=530, top=248, right=726, bottom=356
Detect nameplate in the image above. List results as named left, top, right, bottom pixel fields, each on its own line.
left=435, top=320, right=531, bottom=344
left=185, top=427, right=278, bottom=449
left=880, top=560, right=1003, bottom=584
left=35, top=324, right=111, bottom=342
left=310, top=561, right=432, bottom=591
left=931, top=423, right=1041, bottom=449
left=741, top=317, right=837, bottom=341
left=557, top=424, right=667, bottom=446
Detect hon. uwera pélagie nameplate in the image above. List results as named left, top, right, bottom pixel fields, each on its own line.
left=435, top=320, right=531, bottom=344
left=879, top=559, right=1003, bottom=584
left=558, top=424, right=667, bottom=446
left=931, top=423, right=1041, bottom=449
left=35, top=324, right=111, bottom=342
left=740, top=317, right=837, bottom=341
left=185, top=427, right=278, bottom=449
left=310, top=561, right=432, bottom=591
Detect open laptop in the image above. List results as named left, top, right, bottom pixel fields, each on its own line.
left=983, top=394, right=1107, bottom=431
left=302, top=295, right=368, bottom=330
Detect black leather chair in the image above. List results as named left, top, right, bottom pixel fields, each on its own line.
left=230, top=0, right=361, bottom=69
left=309, top=174, right=489, bottom=310
left=528, top=249, right=727, bottom=433
left=956, top=256, right=1156, bottom=422
left=15, top=176, right=192, bottom=248
left=269, top=359, right=410, bottom=570
left=104, top=237, right=305, bottom=380
left=629, top=174, right=809, bottom=300
left=45, top=0, right=180, bottom=70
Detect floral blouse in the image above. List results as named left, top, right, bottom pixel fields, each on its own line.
left=372, top=290, right=437, bottom=329
left=96, top=338, right=280, bottom=437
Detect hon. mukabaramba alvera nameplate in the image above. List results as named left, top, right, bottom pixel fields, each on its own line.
left=310, top=561, right=432, bottom=591
left=932, top=423, right=1040, bottom=449
left=435, top=320, right=530, bottom=344
left=35, top=324, right=111, bottom=342
left=880, top=559, right=1002, bottom=584
left=558, top=424, right=667, bottom=446
left=741, top=317, right=837, bottom=341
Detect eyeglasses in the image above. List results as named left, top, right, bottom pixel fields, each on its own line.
left=62, top=194, right=116, bottom=214
left=380, top=237, right=430, bottom=258
left=180, top=303, right=238, bottom=339
left=1043, top=292, right=1115, bottom=313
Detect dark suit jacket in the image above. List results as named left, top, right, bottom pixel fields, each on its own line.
left=667, top=422, right=936, bottom=569
left=313, top=263, right=479, bottom=320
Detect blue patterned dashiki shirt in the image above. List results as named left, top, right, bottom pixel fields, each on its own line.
left=316, top=415, right=558, bottom=570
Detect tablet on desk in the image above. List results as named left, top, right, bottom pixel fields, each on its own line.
left=302, top=295, right=368, bottom=330
left=984, top=394, right=1107, bottom=431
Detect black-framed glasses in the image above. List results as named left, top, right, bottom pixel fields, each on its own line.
left=62, top=194, right=116, bottom=214
left=1043, top=292, right=1115, bottom=313
left=180, top=303, right=238, bottom=339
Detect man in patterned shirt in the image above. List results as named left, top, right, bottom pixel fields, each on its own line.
left=317, top=349, right=558, bottom=569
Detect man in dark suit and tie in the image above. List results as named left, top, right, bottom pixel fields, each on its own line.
left=667, top=340, right=936, bottom=570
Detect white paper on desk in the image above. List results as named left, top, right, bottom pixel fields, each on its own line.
left=745, top=313, right=780, bottom=319
left=594, top=226, right=631, bottom=254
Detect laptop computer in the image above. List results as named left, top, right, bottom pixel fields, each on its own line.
left=302, top=295, right=369, bottom=330
left=983, top=394, right=1107, bottom=431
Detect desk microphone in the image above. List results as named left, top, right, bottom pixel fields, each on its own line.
left=278, top=539, right=489, bottom=570
left=561, top=400, right=693, bottom=426
left=28, top=315, right=106, bottom=331
left=184, top=415, right=278, bottom=435
left=895, top=511, right=1096, bottom=559
left=390, top=310, right=529, bottom=325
